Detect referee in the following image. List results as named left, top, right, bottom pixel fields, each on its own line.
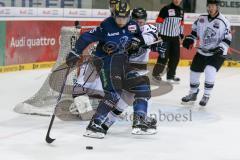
left=152, top=0, right=184, bottom=83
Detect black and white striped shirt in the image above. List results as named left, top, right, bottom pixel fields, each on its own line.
left=156, top=3, right=184, bottom=38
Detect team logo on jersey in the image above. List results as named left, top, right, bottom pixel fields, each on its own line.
left=119, top=36, right=129, bottom=50
left=203, top=27, right=217, bottom=45
left=107, top=32, right=120, bottom=36
left=142, top=25, right=157, bottom=33
left=213, top=21, right=220, bottom=29
left=128, top=25, right=137, bottom=33
left=168, top=9, right=176, bottom=16
left=103, top=41, right=118, bottom=55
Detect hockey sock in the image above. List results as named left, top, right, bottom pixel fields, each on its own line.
left=101, top=109, right=121, bottom=131
left=133, top=98, right=148, bottom=116
left=204, top=65, right=217, bottom=96
left=92, top=99, right=117, bottom=124
left=101, top=97, right=129, bottom=130
left=190, top=70, right=201, bottom=93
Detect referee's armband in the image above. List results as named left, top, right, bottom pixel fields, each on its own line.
left=156, top=17, right=164, bottom=23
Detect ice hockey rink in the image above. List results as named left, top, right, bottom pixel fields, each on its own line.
left=0, top=67, right=240, bottom=160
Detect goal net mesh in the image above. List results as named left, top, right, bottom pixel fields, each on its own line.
left=14, top=26, right=95, bottom=116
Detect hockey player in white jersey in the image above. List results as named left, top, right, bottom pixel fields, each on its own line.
left=181, top=0, right=232, bottom=106
left=129, top=8, right=163, bottom=66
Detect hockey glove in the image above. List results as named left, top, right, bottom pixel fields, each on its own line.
left=66, top=49, right=80, bottom=67
left=183, top=35, right=195, bottom=49
left=128, top=36, right=145, bottom=54
left=209, top=46, right=224, bottom=56
left=151, top=41, right=167, bottom=58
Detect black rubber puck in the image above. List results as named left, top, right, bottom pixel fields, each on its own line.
left=86, top=146, right=93, bottom=150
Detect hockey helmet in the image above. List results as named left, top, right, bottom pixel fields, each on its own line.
left=131, top=8, right=147, bottom=20
left=207, top=0, right=220, bottom=6
left=109, top=0, right=120, bottom=5
left=114, top=1, right=131, bottom=17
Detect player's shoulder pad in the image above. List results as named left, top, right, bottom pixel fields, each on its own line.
left=100, top=16, right=114, bottom=28
left=194, top=14, right=208, bottom=24
left=198, top=14, right=208, bottom=19
left=217, top=13, right=231, bottom=27
left=143, top=24, right=157, bottom=33
left=161, top=4, right=170, bottom=12
left=165, top=3, right=172, bottom=9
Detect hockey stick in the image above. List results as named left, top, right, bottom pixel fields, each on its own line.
left=196, top=47, right=214, bottom=54
left=53, top=36, right=163, bottom=75
left=196, top=47, right=240, bottom=63
left=141, top=39, right=163, bottom=49
left=221, top=55, right=240, bottom=63
left=52, top=58, right=91, bottom=73
left=45, top=67, right=71, bottom=144
left=52, top=40, right=162, bottom=73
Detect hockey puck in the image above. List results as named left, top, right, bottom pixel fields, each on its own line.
left=86, top=146, right=93, bottom=150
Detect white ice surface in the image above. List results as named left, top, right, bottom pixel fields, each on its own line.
left=0, top=67, right=240, bottom=160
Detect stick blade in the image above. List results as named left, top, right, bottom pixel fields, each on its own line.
left=46, top=135, right=56, bottom=144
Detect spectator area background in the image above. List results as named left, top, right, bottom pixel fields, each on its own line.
left=0, top=0, right=240, bottom=68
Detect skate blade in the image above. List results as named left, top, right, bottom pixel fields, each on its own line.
left=152, top=77, right=162, bottom=83
left=181, top=101, right=195, bottom=106
left=167, top=80, right=180, bottom=84
left=198, top=106, right=207, bottom=111
left=132, top=128, right=157, bottom=135
left=83, top=130, right=105, bottom=139
left=199, top=103, right=207, bottom=107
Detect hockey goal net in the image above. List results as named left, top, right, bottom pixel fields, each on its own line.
left=14, top=25, right=96, bottom=116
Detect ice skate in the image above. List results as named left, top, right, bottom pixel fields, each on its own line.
left=181, top=89, right=199, bottom=105
left=83, top=120, right=107, bottom=139
left=167, top=76, right=180, bottom=84
left=199, top=95, right=210, bottom=107
left=132, top=113, right=157, bottom=135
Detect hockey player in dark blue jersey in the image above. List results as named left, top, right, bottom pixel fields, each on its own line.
left=66, top=1, right=152, bottom=138
left=99, top=8, right=159, bottom=136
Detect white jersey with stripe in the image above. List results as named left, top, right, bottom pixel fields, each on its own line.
left=76, top=62, right=103, bottom=95
left=192, top=13, right=232, bottom=56
left=129, top=24, right=158, bottom=64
